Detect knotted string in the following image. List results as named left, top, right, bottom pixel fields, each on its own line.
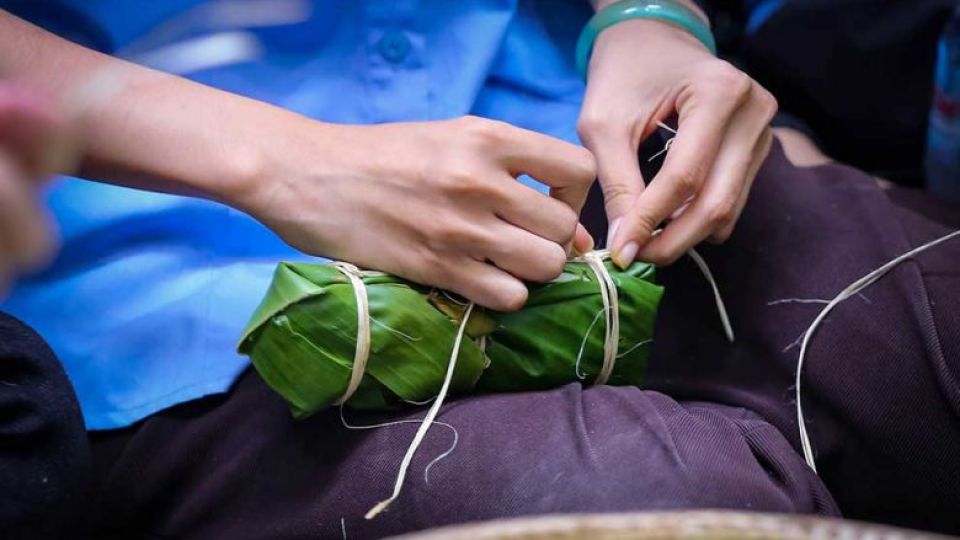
left=571, top=248, right=734, bottom=385
left=794, top=229, right=960, bottom=472
left=581, top=251, right=620, bottom=385
left=647, top=122, right=734, bottom=342
left=330, top=262, right=371, bottom=405
left=327, top=264, right=472, bottom=517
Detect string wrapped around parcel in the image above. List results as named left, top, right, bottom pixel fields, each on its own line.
left=237, top=254, right=664, bottom=418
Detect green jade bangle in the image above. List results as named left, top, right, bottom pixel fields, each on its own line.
left=576, top=0, right=717, bottom=79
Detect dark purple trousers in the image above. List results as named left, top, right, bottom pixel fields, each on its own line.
left=85, top=145, right=960, bottom=539
left=0, top=313, right=90, bottom=539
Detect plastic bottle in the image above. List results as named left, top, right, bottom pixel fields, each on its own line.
left=925, top=6, right=960, bottom=201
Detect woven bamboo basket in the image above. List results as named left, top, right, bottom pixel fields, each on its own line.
left=387, top=512, right=952, bottom=540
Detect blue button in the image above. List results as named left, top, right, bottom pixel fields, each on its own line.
left=377, top=31, right=411, bottom=64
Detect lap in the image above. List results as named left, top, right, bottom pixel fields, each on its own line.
left=87, top=144, right=960, bottom=537
left=87, top=369, right=834, bottom=540
left=648, top=143, right=960, bottom=532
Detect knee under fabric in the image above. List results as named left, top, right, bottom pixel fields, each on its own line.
left=0, top=312, right=91, bottom=538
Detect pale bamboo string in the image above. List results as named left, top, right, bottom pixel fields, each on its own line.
left=795, top=229, right=960, bottom=472
left=648, top=120, right=734, bottom=342
left=338, top=406, right=460, bottom=486
left=330, top=262, right=371, bottom=405
left=617, top=339, right=654, bottom=358
left=571, top=249, right=734, bottom=383
left=365, top=302, right=476, bottom=519
left=647, top=121, right=678, bottom=162
left=688, top=248, right=735, bottom=342
left=574, top=308, right=605, bottom=380
left=582, top=251, right=620, bottom=385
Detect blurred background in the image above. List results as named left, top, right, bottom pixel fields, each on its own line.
left=5, top=0, right=960, bottom=193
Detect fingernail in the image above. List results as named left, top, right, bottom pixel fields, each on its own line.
left=606, top=217, right=621, bottom=248
left=574, top=233, right=595, bottom=255
left=613, top=241, right=638, bottom=269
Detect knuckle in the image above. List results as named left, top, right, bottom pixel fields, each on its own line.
left=572, top=147, right=598, bottom=183
left=496, top=285, right=528, bottom=312
left=711, top=226, right=733, bottom=244
left=601, top=182, right=635, bottom=211
left=424, top=220, right=456, bottom=248
left=461, top=116, right=510, bottom=146
left=544, top=244, right=568, bottom=277
left=420, top=249, right=446, bottom=273
left=706, top=196, right=738, bottom=227
left=576, top=114, right=602, bottom=141
left=445, top=165, right=476, bottom=185
left=704, top=62, right=752, bottom=102
left=406, top=247, right=448, bottom=286
left=670, top=167, right=702, bottom=195
left=416, top=250, right=453, bottom=280
left=425, top=217, right=472, bottom=249
left=633, top=213, right=660, bottom=238
left=554, top=205, right=580, bottom=240
left=643, top=245, right=682, bottom=267
left=453, top=114, right=485, bottom=130
left=756, top=87, right=779, bottom=120
left=577, top=112, right=627, bottom=144
left=445, top=168, right=498, bottom=199
left=529, top=243, right=567, bottom=282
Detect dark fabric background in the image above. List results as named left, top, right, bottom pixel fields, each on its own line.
left=739, top=0, right=957, bottom=186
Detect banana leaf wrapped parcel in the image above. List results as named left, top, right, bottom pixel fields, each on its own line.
left=238, top=254, right=664, bottom=418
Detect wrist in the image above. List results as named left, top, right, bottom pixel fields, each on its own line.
left=222, top=107, right=317, bottom=216
left=578, top=0, right=715, bottom=79
left=226, top=109, right=350, bottom=243
left=592, top=0, right=709, bottom=26
left=591, top=16, right=707, bottom=63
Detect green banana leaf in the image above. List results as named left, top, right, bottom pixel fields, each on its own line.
left=238, top=258, right=664, bottom=418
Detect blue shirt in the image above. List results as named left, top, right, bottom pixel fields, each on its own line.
left=1, top=0, right=593, bottom=429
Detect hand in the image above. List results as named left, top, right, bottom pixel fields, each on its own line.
left=0, top=84, right=69, bottom=294
left=578, top=17, right=777, bottom=267
left=242, top=115, right=596, bottom=311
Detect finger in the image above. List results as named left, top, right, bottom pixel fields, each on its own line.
left=436, top=256, right=530, bottom=312
left=573, top=223, right=595, bottom=254
left=711, top=128, right=773, bottom=242
left=610, top=76, right=749, bottom=263
left=0, top=86, right=71, bottom=177
left=0, top=152, right=55, bottom=270
left=635, top=147, right=751, bottom=264
left=585, top=132, right=646, bottom=230
left=493, top=125, right=596, bottom=213
left=636, top=106, right=774, bottom=265
left=476, top=221, right=568, bottom=284
left=495, top=177, right=580, bottom=247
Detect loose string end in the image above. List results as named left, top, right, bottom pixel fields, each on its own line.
left=793, top=229, right=960, bottom=472
left=687, top=248, right=735, bottom=343
left=365, top=302, right=476, bottom=519
left=365, top=498, right=394, bottom=520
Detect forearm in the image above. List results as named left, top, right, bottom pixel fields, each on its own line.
left=0, top=11, right=310, bottom=209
